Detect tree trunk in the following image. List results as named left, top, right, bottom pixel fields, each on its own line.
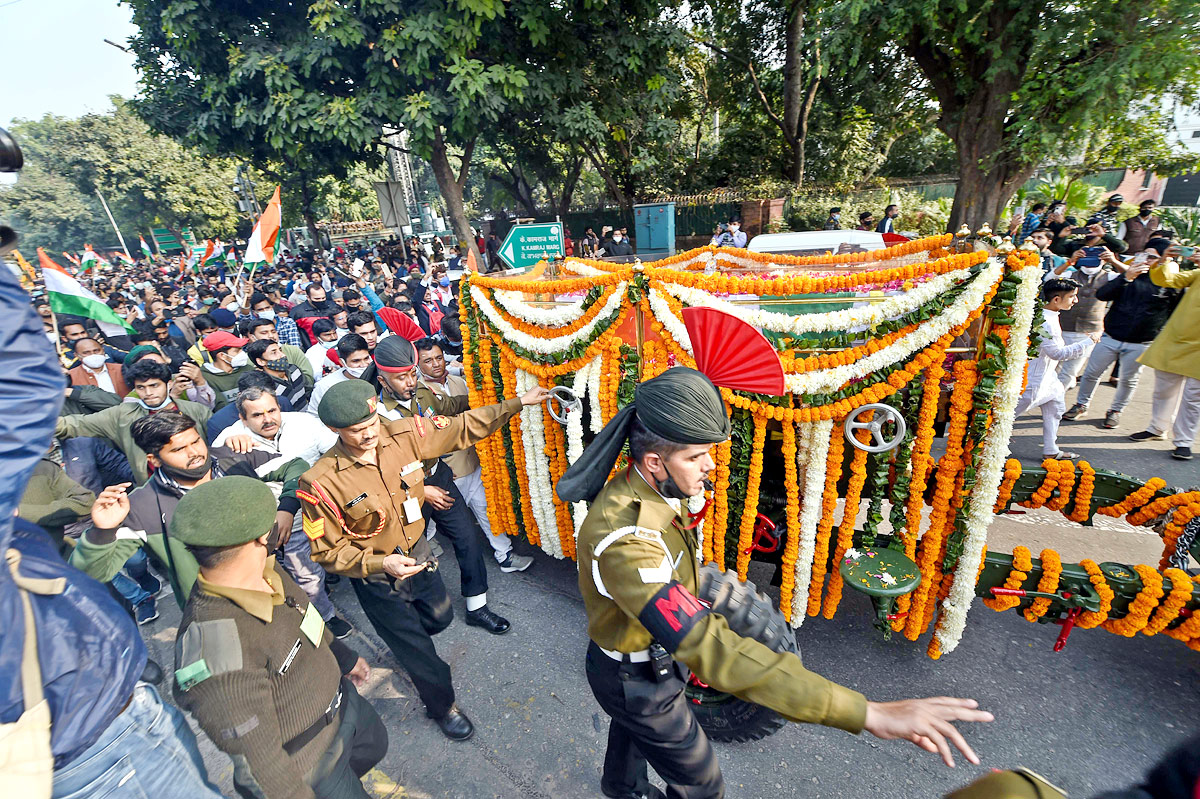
left=430, top=128, right=483, bottom=264
left=782, top=0, right=806, bottom=187
left=946, top=137, right=1037, bottom=232
left=556, top=157, right=585, bottom=219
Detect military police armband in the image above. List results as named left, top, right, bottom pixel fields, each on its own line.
left=637, top=580, right=710, bottom=653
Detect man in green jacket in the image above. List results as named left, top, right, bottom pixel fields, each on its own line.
left=73, top=411, right=308, bottom=607
left=56, top=359, right=212, bottom=485
left=18, top=456, right=95, bottom=549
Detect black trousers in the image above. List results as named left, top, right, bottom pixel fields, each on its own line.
left=308, top=681, right=389, bottom=799
left=351, top=570, right=455, bottom=717
left=585, top=642, right=724, bottom=799
left=424, top=465, right=489, bottom=598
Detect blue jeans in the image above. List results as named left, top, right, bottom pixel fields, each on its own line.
left=109, top=549, right=155, bottom=609
left=280, top=522, right=336, bottom=620
left=52, top=683, right=223, bottom=799
left=61, top=437, right=135, bottom=495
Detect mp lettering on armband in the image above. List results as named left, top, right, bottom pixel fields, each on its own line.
left=637, top=580, right=710, bottom=653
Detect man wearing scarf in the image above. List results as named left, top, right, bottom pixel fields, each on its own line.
left=71, top=411, right=308, bottom=609
left=560, top=367, right=992, bottom=799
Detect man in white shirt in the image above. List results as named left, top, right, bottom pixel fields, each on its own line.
left=213, top=385, right=352, bottom=638
left=304, top=318, right=341, bottom=379
left=417, top=339, right=533, bottom=573
left=306, top=333, right=373, bottom=416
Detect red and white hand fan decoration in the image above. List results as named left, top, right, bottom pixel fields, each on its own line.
left=682, top=307, right=785, bottom=396
left=377, top=307, right=428, bottom=342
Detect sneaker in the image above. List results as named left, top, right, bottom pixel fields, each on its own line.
left=1129, top=430, right=1165, bottom=442
left=1103, top=411, right=1120, bottom=429
left=135, top=600, right=160, bottom=626
left=327, top=616, right=353, bottom=639
left=1061, top=403, right=1088, bottom=421
left=498, top=552, right=534, bottom=573
left=139, top=573, right=163, bottom=599
left=1172, top=447, right=1193, bottom=461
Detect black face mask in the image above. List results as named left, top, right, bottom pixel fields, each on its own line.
left=1140, top=209, right=1153, bottom=217
left=652, top=457, right=694, bottom=500
left=158, top=457, right=213, bottom=483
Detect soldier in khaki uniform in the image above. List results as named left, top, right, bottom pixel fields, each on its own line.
left=298, top=376, right=548, bottom=741
left=558, top=368, right=993, bottom=799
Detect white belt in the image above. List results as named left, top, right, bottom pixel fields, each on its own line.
left=598, top=645, right=650, bottom=663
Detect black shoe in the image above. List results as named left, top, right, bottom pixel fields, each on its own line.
left=1129, top=430, right=1165, bottom=442
left=135, top=600, right=159, bottom=625
left=140, top=658, right=164, bottom=685
left=1172, top=447, right=1193, bottom=461
left=465, top=606, right=511, bottom=635
left=325, top=573, right=341, bottom=586
left=429, top=706, right=474, bottom=741
left=601, top=784, right=667, bottom=799
left=327, top=616, right=353, bottom=639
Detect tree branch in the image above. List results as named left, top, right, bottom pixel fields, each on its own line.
left=692, top=35, right=793, bottom=146
left=457, top=136, right=476, bottom=190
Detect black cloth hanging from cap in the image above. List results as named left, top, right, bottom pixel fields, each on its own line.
left=556, top=367, right=731, bottom=504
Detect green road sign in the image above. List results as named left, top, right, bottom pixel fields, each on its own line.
left=498, top=223, right=564, bottom=270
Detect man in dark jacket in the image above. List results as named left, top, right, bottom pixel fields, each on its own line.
left=1051, top=220, right=1128, bottom=258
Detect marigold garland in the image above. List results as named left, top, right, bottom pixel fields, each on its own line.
left=1130, top=490, right=1200, bottom=527
left=1103, top=564, right=1164, bottom=637
left=710, top=439, right=733, bottom=569
left=1066, top=461, right=1095, bottom=523
left=1045, top=461, right=1076, bottom=512
left=808, top=423, right=846, bottom=617
left=1143, top=568, right=1193, bottom=636
left=735, top=414, right=768, bottom=579
left=985, top=547, right=1033, bottom=611
left=1158, top=502, right=1200, bottom=570
left=1020, top=459, right=1059, bottom=509
left=1023, top=549, right=1062, bottom=622
left=1164, top=575, right=1200, bottom=644
left=993, top=459, right=1023, bottom=513
left=777, top=420, right=803, bottom=617
left=822, top=425, right=872, bottom=619
left=1076, top=559, right=1114, bottom=629
left=1097, top=478, right=1167, bottom=518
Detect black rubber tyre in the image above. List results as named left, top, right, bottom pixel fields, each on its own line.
left=685, top=565, right=796, bottom=743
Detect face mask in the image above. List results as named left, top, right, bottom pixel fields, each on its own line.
left=1139, top=209, right=1153, bottom=218
left=345, top=365, right=367, bottom=378
left=229, top=352, right=250, bottom=369
left=1079, top=264, right=1102, bottom=276
left=652, top=457, right=694, bottom=500
left=136, top=395, right=173, bottom=412
left=258, top=309, right=276, bottom=320
left=613, top=235, right=623, bottom=243
left=158, top=457, right=212, bottom=483
left=730, top=226, right=739, bottom=232
left=81, top=354, right=108, bottom=370
left=264, top=356, right=290, bottom=373
left=203, top=298, right=217, bottom=305
left=439, top=276, right=451, bottom=287
left=320, top=339, right=337, bottom=350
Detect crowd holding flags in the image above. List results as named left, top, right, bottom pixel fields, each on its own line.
left=38, top=248, right=134, bottom=336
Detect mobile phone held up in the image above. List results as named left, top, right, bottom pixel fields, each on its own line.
left=1076, top=246, right=1104, bottom=269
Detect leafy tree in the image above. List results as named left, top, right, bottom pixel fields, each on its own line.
left=829, top=0, right=1200, bottom=229
left=0, top=163, right=109, bottom=255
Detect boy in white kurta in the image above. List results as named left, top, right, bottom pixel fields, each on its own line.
left=1014, top=278, right=1101, bottom=458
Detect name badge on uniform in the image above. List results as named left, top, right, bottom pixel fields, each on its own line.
left=300, top=603, right=325, bottom=647
left=402, top=496, right=422, bottom=524
left=400, top=460, right=423, bottom=477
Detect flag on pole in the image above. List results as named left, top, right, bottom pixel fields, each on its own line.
left=225, top=245, right=238, bottom=269
left=39, top=248, right=135, bottom=335
left=140, top=235, right=153, bottom=260
left=111, top=251, right=135, bottom=267
left=79, top=245, right=98, bottom=274
left=185, top=243, right=202, bottom=272
left=62, top=251, right=81, bottom=268
left=243, top=186, right=281, bottom=265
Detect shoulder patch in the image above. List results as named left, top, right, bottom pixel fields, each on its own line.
left=634, top=527, right=664, bottom=542
left=295, top=489, right=319, bottom=506
left=175, top=619, right=244, bottom=690
left=431, top=415, right=450, bottom=429
left=303, top=515, right=326, bottom=540
left=413, top=415, right=426, bottom=437
left=637, top=580, right=710, bottom=654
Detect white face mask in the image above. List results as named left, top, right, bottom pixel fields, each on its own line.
left=613, top=235, right=623, bottom=243
left=320, top=339, right=337, bottom=350
left=229, top=352, right=250, bottom=369
left=345, top=365, right=367, bottom=378
left=1079, top=264, right=1102, bottom=276
left=257, top=309, right=276, bottom=320
left=729, top=225, right=739, bottom=232
left=81, top=353, right=108, bottom=370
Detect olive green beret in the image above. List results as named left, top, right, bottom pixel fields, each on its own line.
left=318, top=378, right=379, bottom=428
left=168, top=476, right=278, bottom=547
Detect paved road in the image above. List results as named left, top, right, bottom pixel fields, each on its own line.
left=141, top=374, right=1199, bottom=799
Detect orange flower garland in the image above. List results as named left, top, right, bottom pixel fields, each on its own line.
left=1066, top=461, right=1096, bottom=523
left=1023, top=549, right=1062, bottom=622
left=808, top=423, right=846, bottom=617
left=710, top=439, right=733, bottom=569
left=1164, top=576, right=1200, bottom=644
left=734, top=414, right=768, bottom=580
left=778, top=323, right=922, bottom=374
left=1097, top=478, right=1167, bottom=518
left=1142, top=568, right=1193, bottom=636
left=777, top=421, right=803, bottom=619
left=1130, top=490, right=1200, bottom=527
left=1103, top=564, right=1164, bottom=637
left=469, top=270, right=631, bottom=293
left=1159, top=502, right=1200, bottom=570
left=1076, top=559, right=1114, bottom=629
left=1045, top=460, right=1076, bottom=512
left=985, top=547, right=1033, bottom=611
left=823, top=425, right=872, bottom=619
left=1020, top=459, right=1059, bottom=509
left=479, top=282, right=622, bottom=338
left=993, top=459, right=1023, bottom=513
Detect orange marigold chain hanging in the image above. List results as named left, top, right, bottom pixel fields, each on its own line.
left=808, top=423, right=845, bottom=618
left=776, top=420, right=803, bottom=617
left=822, top=424, right=872, bottom=619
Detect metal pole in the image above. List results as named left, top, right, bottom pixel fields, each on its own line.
left=95, top=188, right=132, bottom=261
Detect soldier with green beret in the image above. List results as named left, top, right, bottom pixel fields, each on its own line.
left=558, top=366, right=994, bottom=799
left=171, top=475, right=385, bottom=799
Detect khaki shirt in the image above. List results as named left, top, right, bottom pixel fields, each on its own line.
left=376, top=384, right=469, bottom=475
left=421, top=374, right=481, bottom=478
left=577, top=466, right=867, bottom=734
left=298, top=398, right=522, bottom=577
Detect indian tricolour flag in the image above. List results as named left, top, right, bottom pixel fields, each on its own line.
left=203, top=239, right=225, bottom=266
left=243, top=186, right=282, bottom=265
left=140, top=235, right=153, bottom=260
left=39, top=248, right=134, bottom=336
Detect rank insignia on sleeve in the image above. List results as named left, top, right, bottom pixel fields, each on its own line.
left=413, top=415, right=426, bottom=437
left=431, top=415, right=450, bottom=429
left=303, top=515, right=326, bottom=540
left=634, top=527, right=663, bottom=542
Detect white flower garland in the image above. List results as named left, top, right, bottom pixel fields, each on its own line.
left=586, top=354, right=604, bottom=433
left=491, top=283, right=608, bottom=327
left=934, top=258, right=1041, bottom=655
left=647, top=287, right=693, bottom=354
left=516, top=368, right=562, bottom=558
left=661, top=266, right=974, bottom=335
left=560, top=259, right=610, bottom=277
left=566, top=360, right=592, bottom=537
left=689, top=493, right=707, bottom=563
left=469, top=282, right=626, bottom=355
left=790, top=419, right=834, bottom=624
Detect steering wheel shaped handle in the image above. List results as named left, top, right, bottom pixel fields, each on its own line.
left=546, top=385, right=582, bottom=425
left=844, top=403, right=906, bottom=453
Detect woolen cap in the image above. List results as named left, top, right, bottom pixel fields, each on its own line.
left=169, top=476, right=277, bottom=547
left=317, top=378, right=379, bottom=428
